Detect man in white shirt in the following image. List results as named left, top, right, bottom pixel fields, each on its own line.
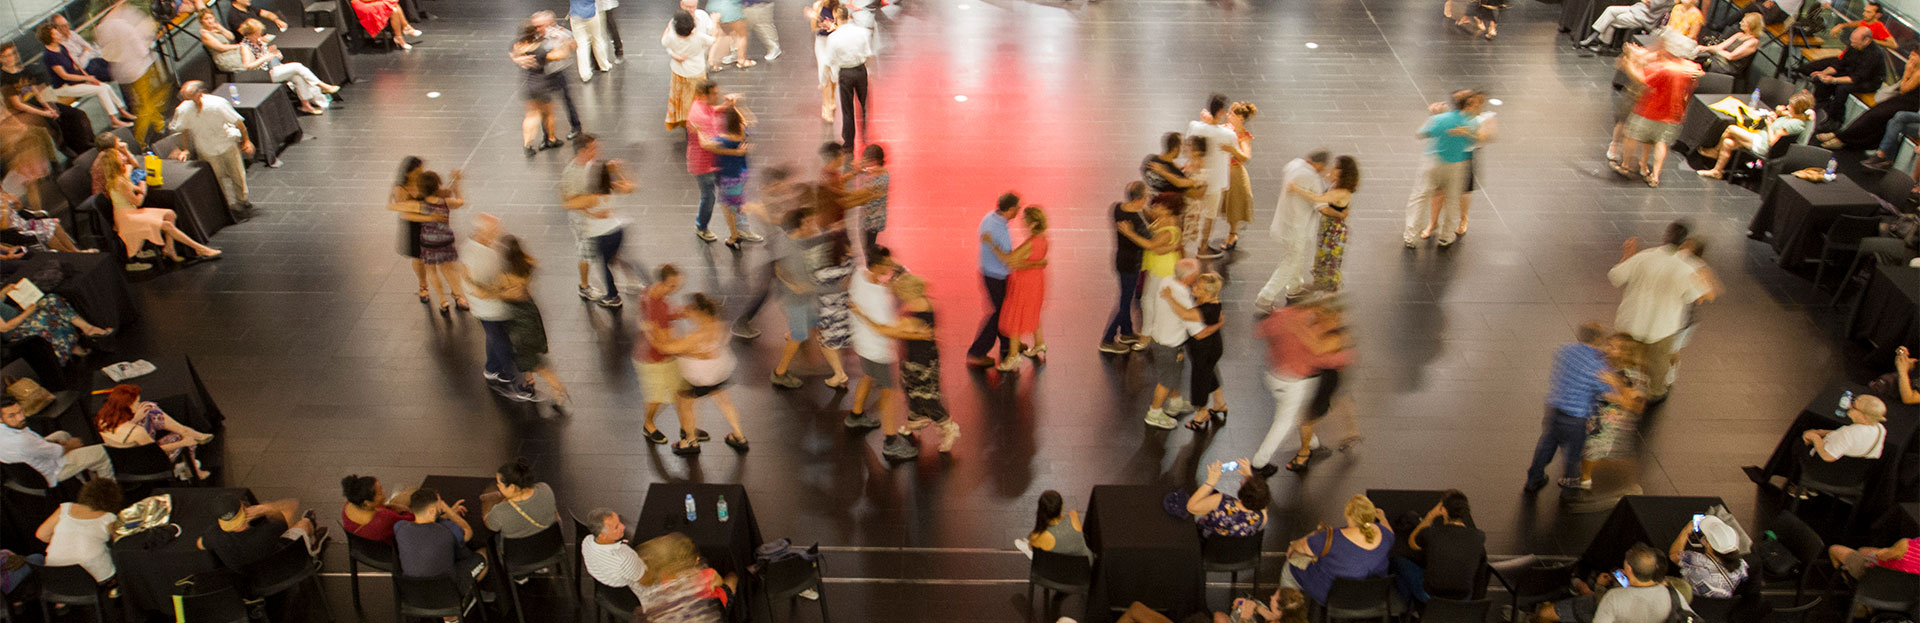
left=847, top=249, right=908, bottom=453
left=167, top=81, right=257, bottom=213
left=1607, top=221, right=1710, bottom=400
left=824, top=6, right=873, bottom=148
left=1186, top=95, right=1238, bottom=258
left=1803, top=394, right=1889, bottom=460
left=1256, top=150, right=1331, bottom=310
left=1144, top=259, right=1205, bottom=429
left=0, top=397, right=113, bottom=484
left=579, top=508, right=646, bottom=601
left=463, top=214, right=534, bottom=402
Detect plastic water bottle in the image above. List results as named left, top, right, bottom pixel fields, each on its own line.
left=1837, top=390, right=1855, bottom=416
left=716, top=495, right=730, bottom=522
left=227, top=84, right=240, bottom=104
left=1749, top=88, right=1762, bottom=109
left=1824, top=158, right=1837, bottom=181
left=684, top=494, right=697, bottom=521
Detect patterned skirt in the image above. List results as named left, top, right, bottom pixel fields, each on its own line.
left=3, top=294, right=84, bottom=363
left=813, top=264, right=853, bottom=349
left=665, top=73, right=698, bottom=130
left=1310, top=218, right=1348, bottom=293
left=901, top=351, right=949, bottom=423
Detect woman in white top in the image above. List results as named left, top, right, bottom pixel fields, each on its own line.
left=36, top=479, right=123, bottom=582
left=656, top=293, right=749, bottom=455
left=661, top=9, right=714, bottom=130
left=237, top=19, right=339, bottom=115
left=1804, top=394, right=1890, bottom=460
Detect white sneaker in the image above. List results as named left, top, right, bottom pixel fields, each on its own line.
left=765, top=48, right=782, bottom=61
left=721, top=54, right=737, bottom=64
left=1144, top=409, right=1177, bottom=429
left=695, top=229, right=718, bottom=242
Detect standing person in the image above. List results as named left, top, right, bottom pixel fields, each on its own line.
left=1402, top=91, right=1482, bottom=248
left=824, top=5, right=873, bottom=148
left=707, top=0, right=755, bottom=70
left=1257, top=150, right=1330, bottom=309
left=706, top=108, right=758, bottom=250
left=1167, top=273, right=1226, bottom=430
left=636, top=265, right=687, bottom=444
left=1298, top=156, right=1359, bottom=294
left=392, top=158, right=430, bottom=304
left=807, top=0, right=842, bottom=121
left=1523, top=323, right=1617, bottom=492
left=809, top=232, right=856, bottom=389
left=511, top=20, right=563, bottom=157
left=845, top=144, right=890, bottom=250
left=1142, top=132, right=1199, bottom=196
left=1132, top=193, right=1184, bottom=339
left=410, top=170, right=468, bottom=314
left=167, top=81, right=257, bottom=213
left=1250, top=295, right=1348, bottom=475
left=741, top=0, right=782, bottom=61
left=1293, top=299, right=1359, bottom=471
left=1608, top=221, right=1709, bottom=402
left=729, top=168, right=803, bottom=339
left=498, top=236, right=570, bottom=408
left=1142, top=259, right=1204, bottom=430
left=93, top=4, right=166, bottom=147
left=1580, top=334, right=1646, bottom=488
left=1616, top=33, right=1701, bottom=188
left=770, top=208, right=825, bottom=388
left=1100, top=182, right=1150, bottom=354
left=535, top=12, right=584, bottom=145
left=660, top=11, right=712, bottom=131
left=851, top=273, right=961, bottom=456
left=1187, top=95, right=1237, bottom=257
left=1455, top=99, right=1496, bottom=236
left=561, top=133, right=638, bottom=308
left=656, top=294, right=751, bottom=455
left=1218, top=102, right=1257, bottom=253
left=995, top=206, right=1051, bottom=372
left=687, top=82, right=762, bottom=245
left=568, top=0, right=613, bottom=83
left=599, top=0, right=624, bottom=62
left=463, top=214, right=535, bottom=401
left=966, top=193, right=1021, bottom=368
left=846, top=248, right=903, bottom=434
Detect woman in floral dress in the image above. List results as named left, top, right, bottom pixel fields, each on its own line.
left=0, top=288, right=112, bottom=364
left=1289, top=155, right=1359, bottom=293
left=1580, top=334, right=1646, bottom=486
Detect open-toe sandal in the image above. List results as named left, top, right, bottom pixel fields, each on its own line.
left=1285, top=450, right=1313, bottom=472
left=417, top=288, right=430, bottom=303
left=724, top=434, right=750, bottom=452
left=672, top=440, right=701, bottom=456
left=642, top=427, right=668, bottom=445
left=1183, top=415, right=1211, bottom=431
left=734, top=59, right=756, bottom=68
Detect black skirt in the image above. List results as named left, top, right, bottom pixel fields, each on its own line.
left=398, top=219, right=422, bottom=258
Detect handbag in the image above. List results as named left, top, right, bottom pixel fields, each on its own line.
left=3, top=376, right=54, bottom=417
left=1288, top=525, right=1338, bottom=569
left=1665, top=585, right=1704, bottom=622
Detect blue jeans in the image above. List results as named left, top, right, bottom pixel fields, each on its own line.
left=692, top=172, right=719, bottom=231
left=1879, top=111, right=1920, bottom=157
left=480, top=320, right=522, bottom=383
left=591, top=227, right=626, bottom=296
left=1101, top=270, right=1143, bottom=343
left=1525, top=407, right=1588, bottom=486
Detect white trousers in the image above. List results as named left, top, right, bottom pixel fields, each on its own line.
left=270, top=63, right=325, bottom=106
left=47, top=82, right=128, bottom=117
left=743, top=3, right=779, bottom=53
left=571, top=14, right=613, bottom=80
left=1402, top=157, right=1467, bottom=245
left=1257, top=224, right=1317, bottom=305
left=1252, top=372, right=1319, bottom=469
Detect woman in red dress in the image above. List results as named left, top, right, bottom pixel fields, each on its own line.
left=351, top=0, right=420, bottom=49
left=995, top=206, right=1050, bottom=372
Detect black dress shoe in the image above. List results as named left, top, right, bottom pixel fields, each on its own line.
left=1251, top=464, right=1279, bottom=479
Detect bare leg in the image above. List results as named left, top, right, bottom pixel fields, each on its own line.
left=1648, top=142, right=1670, bottom=185
left=1150, top=384, right=1170, bottom=410
left=253, top=498, right=302, bottom=526
left=160, top=222, right=219, bottom=258
left=999, top=333, right=1022, bottom=370
left=1456, top=193, right=1472, bottom=235
left=851, top=377, right=872, bottom=414
left=708, top=28, right=732, bottom=69
left=424, top=262, right=448, bottom=307
left=815, top=339, right=848, bottom=385
left=48, top=225, right=83, bottom=253
left=721, top=204, right=742, bottom=239
left=730, top=23, right=750, bottom=64
left=673, top=396, right=700, bottom=449
left=530, top=366, right=568, bottom=404
left=1199, top=218, right=1217, bottom=253
left=539, top=102, right=557, bottom=141
left=154, top=412, right=208, bottom=440
left=522, top=102, right=543, bottom=148
left=438, top=263, right=466, bottom=303
left=710, top=390, right=747, bottom=439
left=878, top=388, right=902, bottom=432
left=412, top=259, right=428, bottom=296
left=774, top=338, right=803, bottom=375
left=643, top=402, right=662, bottom=433
left=390, top=10, right=414, bottom=45
left=821, top=83, right=835, bottom=121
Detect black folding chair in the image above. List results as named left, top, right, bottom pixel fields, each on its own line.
left=103, top=444, right=190, bottom=498
left=1848, top=566, right=1920, bottom=620
left=0, top=359, right=82, bottom=420
left=172, top=584, right=252, bottom=623
left=1763, top=511, right=1831, bottom=622
left=239, top=538, right=336, bottom=622
left=343, top=528, right=399, bottom=609
left=1, top=461, right=71, bottom=499
left=568, top=509, right=595, bottom=599
left=1201, top=531, right=1263, bottom=599
left=761, top=542, right=828, bottom=623
left=1791, top=452, right=1873, bottom=534
left=1696, top=72, right=1736, bottom=95
left=496, top=522, right=572, bottom=623
left=1026, top=548, right=1090, bottom=621
left=1489, top=556, right=1575, bottom=622
left=1813, top=214, right=1886, bottom=288
left=35, top=563, right=110, bottom=623
left=1319, top=575, right=1394, bottom=623
left=1754, top=143, right=1830, bottom=199
left=1419, top=597, right=1493, bottom=623
left=1758, top=76, right=1800, bottom=108
left=589, top=580, right=639, bottom=623
left=393, top=572, right=488, bottom=623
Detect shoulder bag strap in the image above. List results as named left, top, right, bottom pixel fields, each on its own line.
left=504, top=496, right=542, bottom=529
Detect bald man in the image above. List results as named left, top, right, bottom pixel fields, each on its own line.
left=1798, top=27, right=1886, bottom=131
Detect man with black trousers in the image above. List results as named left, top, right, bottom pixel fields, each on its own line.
left=823, top=5, right=873, bottom=147
left=967, top=193, right=1020, bottom=367
left=1799, top=27, right=1885, bottom=132
left=1522, top=323, right=1617, bottom=493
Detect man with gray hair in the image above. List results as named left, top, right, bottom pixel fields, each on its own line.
left=1143, top=258, right=1204, bottom=429
left=579, top=507, right=646, bottom=600
left=1256, top=149, right=1330, bottom=310
left=168, top=80, right=257, bottom=213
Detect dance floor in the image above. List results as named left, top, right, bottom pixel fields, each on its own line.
left=101, top=0, right=1887, bottom=619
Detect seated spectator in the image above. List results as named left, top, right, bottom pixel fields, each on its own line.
left=34, top=24, right=135, bottom=125
left=89, top=132, right=137, bottom=197
left=393, top=488, right=486, bottom=593
left=1027, top=490, right=1091, bottom=561
left=1117, top=588, right=1308, bottom=623
left=1169, top=459, right=1270, bottom=538
left=341, top=474, right=416, bottom=543
left=1281, top=494, right=1393, bottom=605
left=1823, top=44, right=1920, bottom=157
left=1829, top=537, right=1920, bottom=579
left=351, top=0, right=421, bottom=50
left=1875, top=346, right=1917, bottom=405
left=226, top=0, right=289, bottom=34
left=1, top=190, right=92, bottom=253
left=482, top=457, right=557, bottom=539
left=1668, top=516, right=1749, bottom=599
left=198, top=495, right=328, bottom=569
left=0, top=43, right=101, bottom=154
left=637, top=533, right=733, bottom=623
left=580, top=507, right=645, bottom=599
left=34, top=479, right=122, bottom=583
left=1398, top=490, right=1486, bottom=602
left=237, top=20, right=340, bottom=115
left=1830, top=1, right=1895, bottom=45
left=1700, top=14, right=1763, bottom=78
left=1539, top=544, right=1694, bottom=622
left=1575, top=0, right=1676, bottom=52
left=99, top=145, right=223, bottom=264
left=1798, top=28, right=1886, bottom=132
left=1801, top=394, right=1888, bottom=461
left=1667, top=0, right=1704, bottom=39
left=0, top=396, right=113, bottom=483
left=198, top=11, right=246, bottom=75
left=2, top=284, right=116, bottom=364
left=1696, top=93, right=1814, bottom=179
left=93, top=384, right=214, bottom=479
left=0, top=549, right=44, bottom=598
left=46, top=15, right=111, bottom=83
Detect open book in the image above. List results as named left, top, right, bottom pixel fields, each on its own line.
left=6, top=279, right=43, bottom=309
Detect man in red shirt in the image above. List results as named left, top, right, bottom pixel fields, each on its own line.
left=1830, top=1, right=1895, bottom=44
left=685, top=80, right=764, bottom=245
left=636, top=265, right=692, bottom=446
left=1616, top=32, right=1701, bottom=188
left=1250, top=296, right=1351, bottom=476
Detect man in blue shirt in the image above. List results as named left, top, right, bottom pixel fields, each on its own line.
left=1524, top=323, right=1617, bottom=492
left=1402, top=89, right=1483, bottom=249
left=966, top=193, right=1020, bottom=367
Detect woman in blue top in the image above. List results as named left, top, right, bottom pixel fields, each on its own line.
left=1282, top=494, right=1394, bottom=605
left=707, top=107, right=751, bottom=249
left=35, top=25, right=133, bottom=125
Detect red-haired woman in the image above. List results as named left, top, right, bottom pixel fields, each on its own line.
left=93, top=385, right=214, bottom=479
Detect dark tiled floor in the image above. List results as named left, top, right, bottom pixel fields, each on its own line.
left=34, top=0, right=1905, bottom=619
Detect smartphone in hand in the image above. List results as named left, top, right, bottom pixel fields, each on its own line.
left=1613, top=571, right=1630, bottom=587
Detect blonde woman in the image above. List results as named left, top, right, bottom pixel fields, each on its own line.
left=237, top=19, right=338, bottom=115
left=103, top=149, right=221, bottom=263
left=995, top=206, right=1050, bottom=370
left=1219, top=102, right=1257, bottom=252
left=1282, top=495, right=1394, bottom=606
left=1702, top=13, right=1763, bottom=78
left=637, top=533, right=733, bottom=623
left=1697, top=92, right=1813, bottom=179
left=1166, top=273, right=1225, bottom=429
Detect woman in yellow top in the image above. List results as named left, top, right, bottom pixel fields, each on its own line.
left=1120, top=193, right=1183, bottom=335
left=1666, top=0, right=1703, bottom=40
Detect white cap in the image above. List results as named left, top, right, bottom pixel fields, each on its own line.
left=1699, top=516, right=1738, bottom=554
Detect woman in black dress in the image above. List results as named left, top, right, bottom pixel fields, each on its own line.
left=499, top=236, right=568, bottom=409
left=1180, top=273, right=1227, bottom=430
left=850, top=273, right=960, bottom=460
left=388, top=156, right=428, bottom=303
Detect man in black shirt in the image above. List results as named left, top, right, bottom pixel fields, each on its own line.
left=1798, top=27, right=1887, bottom=131
left=198, top=495, right=328, bottom=570
left=1405, top=491, right=1488, bottom=602
left=226, top=0, right=289, bottom=35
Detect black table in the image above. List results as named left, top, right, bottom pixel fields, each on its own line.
left=636, top=483, right=762, bottom=623
left=1754, top=383, right=1920, bottom=538
left=1848, top=264, right=1920, bottom=364
left=89, top=353, right=225, bottom=433
left=1675, top=94, right=1738, bottom=152
left=1082, top=485, right=1203, bottom=623
left=147, top=158, right=235, bottom=242
left=1368, top=489, right=1452, bottom=558
left=215, top=82, right=303, bottom=165
left=272, top=27, right=354, bottom=87
left=109, top=487, right=254, bottom=614
left=1749, top=174, right=1883, bottom=269
left=0, top=251, right=137, bottom=330
left=1866, top=502, right=1919, bottom=544
left=1577, top=495, right=1726, bottom=574
left=419, top=474, right=499, bottom=548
